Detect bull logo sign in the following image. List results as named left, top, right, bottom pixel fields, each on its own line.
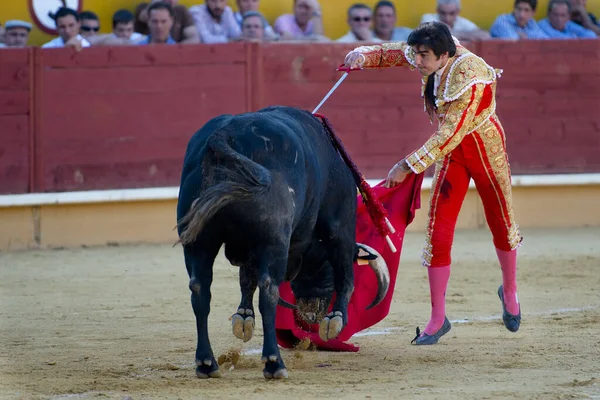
left=28, top=0, right=83, bottom=35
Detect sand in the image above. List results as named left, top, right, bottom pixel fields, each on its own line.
left=1, top=227, right=599, bottom=399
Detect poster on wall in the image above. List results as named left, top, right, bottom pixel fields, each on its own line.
left=28, top=0, right=83, bottom=35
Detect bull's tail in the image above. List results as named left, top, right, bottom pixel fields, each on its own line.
left=177, top=132, right=272, bottom=246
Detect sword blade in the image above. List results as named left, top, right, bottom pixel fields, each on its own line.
left=312, top=72, right=349, bottom=114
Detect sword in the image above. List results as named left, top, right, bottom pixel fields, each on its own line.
left=312, top=64, right=399, bottom=253
left=312, top=65, right=360, bottom=114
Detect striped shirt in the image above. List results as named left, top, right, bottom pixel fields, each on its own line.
left=490, top=13, right=549, bottom=39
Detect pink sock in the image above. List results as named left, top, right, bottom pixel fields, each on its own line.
left=423, top=265, right=451, bottom=335
left=496, top=248, right=520, bottom=315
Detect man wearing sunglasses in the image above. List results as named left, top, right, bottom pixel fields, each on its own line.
left=79, top=11, right=101, bottom=39
left=336, top=3, right=382, bottom=43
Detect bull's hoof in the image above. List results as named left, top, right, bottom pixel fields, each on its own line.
left=195, top=358, right=221, bottom=379
left=232, top=308, right=255, bottom=342
left=262, top=357, right=288, bottom=379
left=319, top=311, right=344, bottom=341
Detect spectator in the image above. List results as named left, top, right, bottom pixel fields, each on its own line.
left=134, top=0, right=199, bottom=43
left=0, top=23, right=5, bottom=46
left=112, top=9, right=145, bottom=41
left=87, top=9, right=147, bottom=46
left=421, top=0, right=490, bottom=40
left=337, top=4, right=382, bottom=43
left=1, top=20, right=32, bottom=48
left=274, top=0, right=327, bottom=41
left=490, top=0, right=549, bottom=39
left=189, top=0, right=241, bottom=43
left=570, top=0, right=600, bottom=35
left=238, top=11, right=269, bottom=41
left=373, top=1, right=412, bottom=42
left=42, top=7, right=91, bottom=49
left=234, top=0, right=277, bottom=40
left=140, top=1, right=177, bottom=44
left=539, top=0, right=597, bottom=38
left=79, top=11, right=100, bottom=40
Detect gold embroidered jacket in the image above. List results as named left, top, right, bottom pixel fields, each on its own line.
left=353, top=42, right=504, bottom=174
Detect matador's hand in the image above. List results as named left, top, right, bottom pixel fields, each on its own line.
left=343, top=49, right=366, bottom=70
left=384, top=160, right=410, bottom=188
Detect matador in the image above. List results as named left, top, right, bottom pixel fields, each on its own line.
left=343, top=21, right=522, bottom=345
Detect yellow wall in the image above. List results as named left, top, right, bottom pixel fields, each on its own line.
left=4, top=0, right=600, bottom=46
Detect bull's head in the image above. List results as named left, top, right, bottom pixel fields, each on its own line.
left=278, top=242, right=390, bottom=324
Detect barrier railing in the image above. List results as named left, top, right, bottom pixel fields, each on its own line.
left=1, top=39, right=599, bottom=195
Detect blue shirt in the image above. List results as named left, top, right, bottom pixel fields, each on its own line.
left=490, top=13, right=549, bottom=39
left=538, top=18, right=597, bottom=39
left=139, top=35, right=177, bottom=45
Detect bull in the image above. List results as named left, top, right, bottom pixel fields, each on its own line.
left=176, top=106, right=390, bottom=380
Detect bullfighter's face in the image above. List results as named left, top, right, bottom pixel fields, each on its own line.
left=412, top=45, right=449, bottom=77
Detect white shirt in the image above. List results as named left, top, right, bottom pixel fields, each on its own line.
left=421, top=13, right=480, bottom=33
left=336, top=31, right=383, bottom=43
left=42, top=34, right=91, bottom=48
left=433, top=60, right=449, bottom=96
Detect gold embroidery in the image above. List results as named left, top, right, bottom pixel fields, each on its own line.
left=421, top=158, right=450, bottom=267
left=472, top=120, right=522, bottom=250
left=405, top=84, right=482, bottom=174
left=353, top=42, right=415, bottom=69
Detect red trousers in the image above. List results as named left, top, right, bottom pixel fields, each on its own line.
left=422, top=117, right=522, bottom=267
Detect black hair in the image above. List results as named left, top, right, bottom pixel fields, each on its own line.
left=79, top=11, right=99, bottom=21
left=112, top=9, right=135, bottom=28
left=408, top=22, right=457, bottom=120
left=374, top=1, right=396, bottom=13
left=514, top=0, right=537, bottom=11
left=348, top=3, right=371, bottom=17
left=547, top=0, right=571, bottom=13
left=407, top=21, right=457, bottom=58
left=51, top=7, right=79, bottom=24
left=148, top=1, right=174, bottom=17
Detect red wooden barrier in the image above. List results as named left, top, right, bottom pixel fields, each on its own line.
left=35, top=43, right=248, bottom=192
left=0, top=49, right=32, bottom=194
left=0, top=40, right=598, bottom=194
left=481, top=39, right=600, bottom=174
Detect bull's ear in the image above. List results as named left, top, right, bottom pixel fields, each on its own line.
left=356, top=243, right=378, bottom=265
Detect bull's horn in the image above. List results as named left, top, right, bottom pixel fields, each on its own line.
left=278, top=297, right=298, bottom=310
left=356, top=243, right=390, bottom=310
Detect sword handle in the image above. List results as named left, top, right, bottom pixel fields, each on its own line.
left=336, top=64, right=363, bottom=73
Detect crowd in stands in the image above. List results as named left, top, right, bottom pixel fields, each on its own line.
left=0, top=0, right=599, bottom=49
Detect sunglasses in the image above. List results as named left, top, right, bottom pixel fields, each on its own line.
left=81, top=26, right=100, bottom=32
left=352, top=16, right=371, bottom=22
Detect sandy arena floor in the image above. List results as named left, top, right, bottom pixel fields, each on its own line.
left=1, top=227, right=599, bottom=400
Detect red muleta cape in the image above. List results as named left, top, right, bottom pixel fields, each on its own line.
left=275, top=173, right=425, bottom=351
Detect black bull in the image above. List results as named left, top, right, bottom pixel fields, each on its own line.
left=176, top=106, right=390, bottom=380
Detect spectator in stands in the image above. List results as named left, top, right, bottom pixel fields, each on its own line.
left=337, top=4, right=381, bottom=43
left=237, top=11, right=270, bottom=41
left=79, top=11, right=100, bottom=40
left=274, top=0, right=328, bottom=41
left=234, top=0, right=277, bottom=40
left=570, top=0, right=600, bottom=35
left=190, top=0, right=241, bottom=43
left=421, top=0, right=490, bottom=41
left=490, top=0, right=549, bottom=39
left=372, top=1, right=412, bottom=42
left=1, top=20, right=32, bottom=48
left=539, top=0, right=597, bottom=38
left=112, top=9, right=145, bottom=41
left=135, top=0, right=199, bottom=43
left=42, top=7, right=91, bottom=49
left=140, top=1, right=176, bottom=44
left=87, top=9, right=147, bottom=46
left=0, top=23, right=5, bottom=46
